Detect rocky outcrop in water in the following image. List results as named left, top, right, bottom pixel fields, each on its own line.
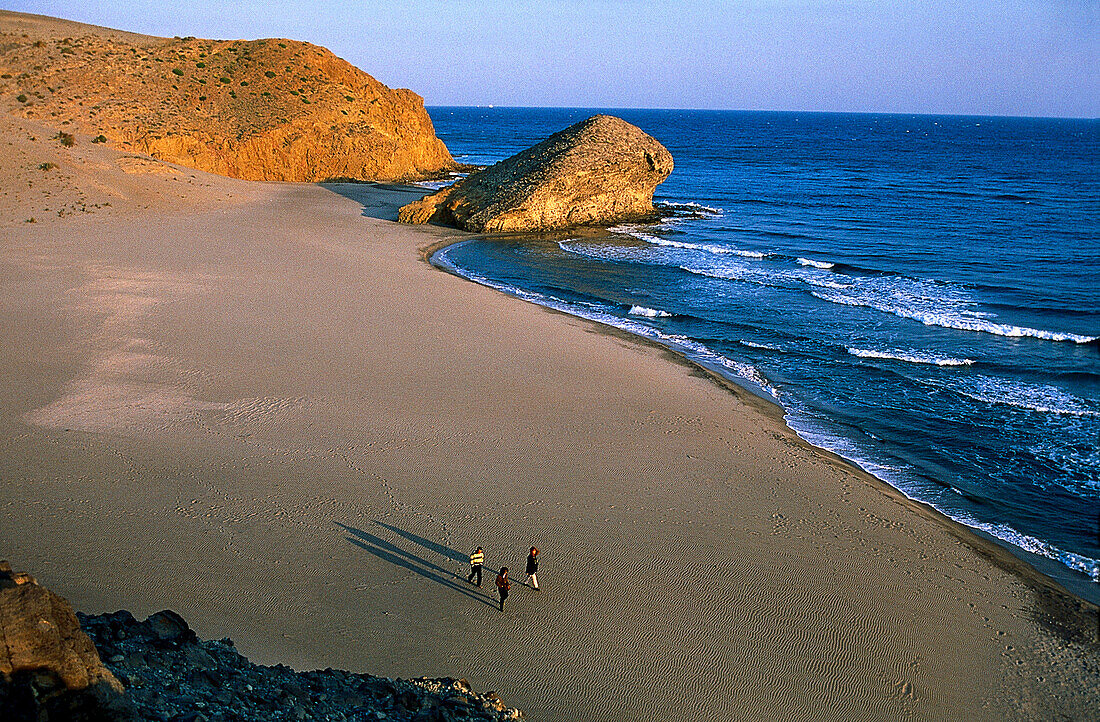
left=0, top=561, right=134, bottom=721
left=398, top=114, right=673, bottom=232
left=0, top=10, right=455, bottom=182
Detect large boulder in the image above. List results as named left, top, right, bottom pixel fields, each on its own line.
left=399, top=114, right=673, bottom=232
left=0, top=561, right=133, bottom=721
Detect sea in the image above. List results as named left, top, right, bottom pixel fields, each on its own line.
left=424, top=107, right=1100, bottom=600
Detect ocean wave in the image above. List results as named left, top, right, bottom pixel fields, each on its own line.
left=797, top=257, right=835, bottom=269
left=628, top=305, right=673, bottom=318
left=609, top=226, right=766, bottom=259
left=847, top=348, right=974, bottom=366
left=801, top=277, right=852, bottom=290
left=655, top=200, right=724, bottom=216
left=809, top=282, right=1098, bottom=344
left=740, top=340, right=784, bottom=351
left=648, top=236, right=766, bottom=258
left=966, top=521, right=1099, bottom=583
left=557, top=240, right=658, bottom=263
left=934, top=375, right=1100, bottom=417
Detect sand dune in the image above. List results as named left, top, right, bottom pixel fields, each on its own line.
left=0, top=114, right=1096, bottom=720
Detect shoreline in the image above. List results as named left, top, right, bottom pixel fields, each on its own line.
left=427, top=234, right=1100, bottom=612
left=4, top=137, right=1099, bottom=717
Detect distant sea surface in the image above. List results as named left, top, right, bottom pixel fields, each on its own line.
left=425, top=107, right=1100, bottom=597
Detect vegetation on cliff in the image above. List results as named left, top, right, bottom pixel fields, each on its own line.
left=0, top=10, right=455, bottom=182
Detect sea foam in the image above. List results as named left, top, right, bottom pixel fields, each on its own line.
left=628, top=305, right=673, bottom=318
left=935, top=376, right=1100, bottom=417
left=847, top=348, right=974, bottom=366
left=809, top=280, right=1098, bottom=344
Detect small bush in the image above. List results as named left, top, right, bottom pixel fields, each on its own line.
left=219, top=77, right=230, bottom=83
left=261, top=91, right=271, bottom=97
left=199, top=78, right=206, bottom=84
left=344, top=95, right=354, bottom=102
left=1, top=73, right=10, bottom=79
left=172, top=67, right=185, bottom=76
left=196, top=62, right=206, bottom=68
left=199, top=95, right=207, bottom=101
left=290, top=90, right=298, bottom=95
left=54, top=131, right=75, bottom=147
left=301, top=97, right=310, bottom=104
left=264, top=70, right=275, bottom=78
left=92, top=134, right=107, bottom=143
left=228, top=91, right=236, bottom=98
left=278, top=42, right=287, bottom=48
left=239, top=81, right=248, bottom=86
left=60, top=46, right=74, bottom=55
left=39, top=162, right=58, bottom=170
left=16, top=94, right=27, bottom=103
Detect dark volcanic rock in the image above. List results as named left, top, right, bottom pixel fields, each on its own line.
left=3, top=562, right=523, bottom=720
left=399, top=114, right=673, bottom=232
left=0, top=561, right=134, bottom=721
left=78, top=610, right=524, bottom=721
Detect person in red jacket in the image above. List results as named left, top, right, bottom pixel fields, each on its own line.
left=495, top=567, right=511, bottom=611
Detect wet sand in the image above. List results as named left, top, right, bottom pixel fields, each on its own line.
left=1, top=117, right=1097, bottom=720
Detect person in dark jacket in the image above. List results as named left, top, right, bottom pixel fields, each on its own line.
left=495, top=567, right=511, bottom=611
left=524, top=547, right=540, bottom=590
left=467, top=547, right=484, bottom=587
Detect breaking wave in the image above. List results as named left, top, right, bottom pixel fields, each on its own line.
left=932, top=376, right=1100, bottom=417
left=847, top=348, right=975, bottom=366
left=655, top=200, right=724, bottom=216
left=628, top=305, right=673, bottom=318
left=809, top=282, right=1097, bottom=344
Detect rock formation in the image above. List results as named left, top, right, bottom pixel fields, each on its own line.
left=1, top=561, right=522, bottom=720
left=0, top=10, right=455, bottom=182
left=79, top=609, right=523, bottom=721
left=399, top=114, right=673, bottom=232
left=0, top=561, right=134, bottom=721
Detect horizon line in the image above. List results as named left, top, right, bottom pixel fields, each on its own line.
left=424, top=105, right=1099, bottom=123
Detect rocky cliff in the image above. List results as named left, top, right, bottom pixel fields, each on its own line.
left=399, top=114, right=673, bottom=232
left=0, top=10, right=455, bottom=182
left=0, top=561, right=134, bottom=721
left=1, top=562, right=522, bottom=721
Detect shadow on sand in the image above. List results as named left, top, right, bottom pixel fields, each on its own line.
left=319, top=182, right=433, bottom=222
left=336, top=521, right=497, bottom=608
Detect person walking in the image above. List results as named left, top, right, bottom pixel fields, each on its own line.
left=524, top=547, right=540, bottom=590
left=467, top=546, right=484, bottom=587
left=495, top=567, right=511, bottom=611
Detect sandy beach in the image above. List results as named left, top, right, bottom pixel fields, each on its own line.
left=1, top=116, right=1097, bottom=720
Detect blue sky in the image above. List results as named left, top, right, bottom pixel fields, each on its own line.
left=6, top=0, right=1098, bottom=117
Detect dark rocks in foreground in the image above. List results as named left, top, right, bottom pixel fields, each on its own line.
left=1, top=562, right=522, bottom=722
left=0, top=561, right=134, bottom=721
left=399, top=114, right=673, bottom=232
